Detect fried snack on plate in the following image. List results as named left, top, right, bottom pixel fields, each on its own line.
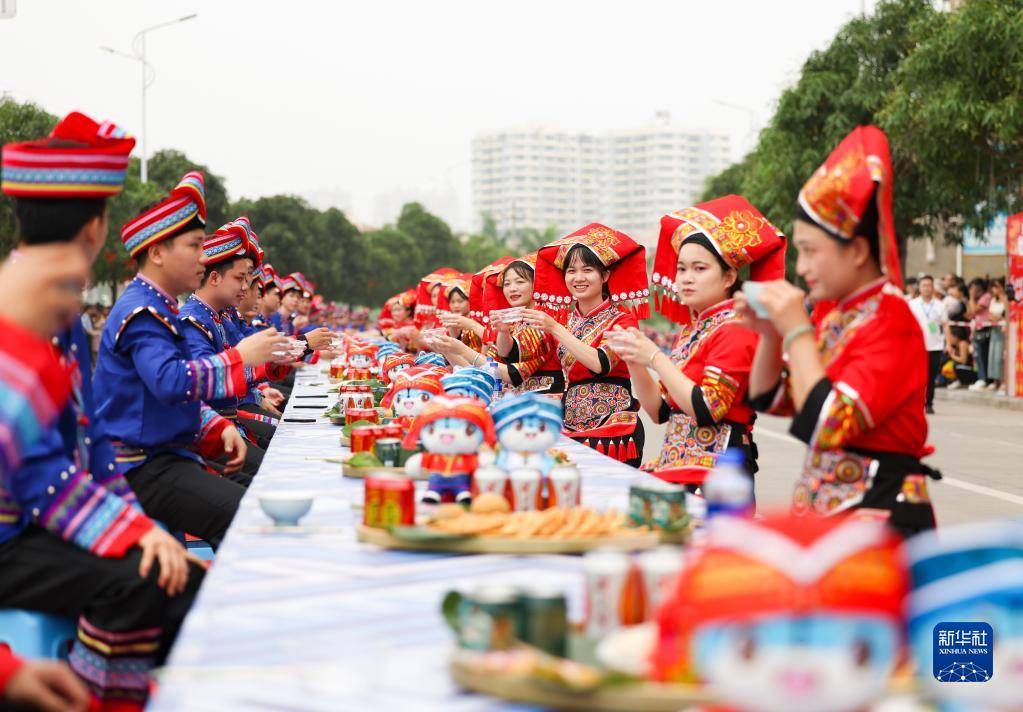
left=470, top=492, right=511, bottom=515
left=435, top=503, right=467, bottom=521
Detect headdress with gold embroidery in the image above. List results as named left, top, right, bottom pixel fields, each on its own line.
left=436, top=273, right=473, bottom=312
left=469, top=257, right=514, bottom=323
left=798, top=125, right=902, bottom=288
left=652, top=195, right=786, bottom=324
left=484, top=253, right=537, bottom=318
left=534, top=223, right=649, bottom=322
left=415, top=267, right=460, bottom=327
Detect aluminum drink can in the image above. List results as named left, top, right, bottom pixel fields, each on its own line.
left=518, top=586, right=568, bottom=656
left=345, top=407, right=379, bottom=426
left=363, top=473, right=415, bottom=528
left=456, top=586, right=523, bottom=651
left=472, top=465, right=508, bottom=498
left=582, top=549, right=630, bottom=637
left=547, top=464, right=581, bottom=508
left=350, top=425, right=379, bottom=453
left=637, top=546, right=684, bottom=620
left=373, top=438, right=402, bottom=467
left=508, top=468, right=543, bottom=511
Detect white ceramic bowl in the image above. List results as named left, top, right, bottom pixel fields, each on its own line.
left=258, top=493, right=314, bottom=526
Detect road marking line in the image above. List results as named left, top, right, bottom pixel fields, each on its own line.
left=939, top=477, right=1023, bottom=507
left=943, top=430, right=1023, bottom=451
left=757, top=425, right=1023, bottom=507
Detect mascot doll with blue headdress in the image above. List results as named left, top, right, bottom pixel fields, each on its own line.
left=906, top=519, right=1022, bottom=712
left=489, top=392, right=562, bottom=477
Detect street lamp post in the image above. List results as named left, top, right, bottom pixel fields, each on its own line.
left=713, top=99, right=757, bottom=153
left=100, top=13, right=196, bottom=183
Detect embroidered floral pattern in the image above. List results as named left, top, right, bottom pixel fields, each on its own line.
left=793, top=448, right=878, bottom=517
left=563, top=381, right=632, bottom=431
left=655, top=411, right=732, bottom=474
left=814, top=381, right=872, bottom=450
left=558, top=303, right=623, bottom=372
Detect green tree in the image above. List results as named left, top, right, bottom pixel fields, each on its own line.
left=396, top=202, right=461, bottom=269
left=358, top=227, right=426, bottom=305
left=99, top=158, right=163, bottom=294
left=0, top=97, right=57, bottom=255
left=880, top=0, right=1023, bottom=241
left=701, top=0, right=937, bottom=269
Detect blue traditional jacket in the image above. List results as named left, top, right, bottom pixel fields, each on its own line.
left=93, top=275, right=247, bottom=474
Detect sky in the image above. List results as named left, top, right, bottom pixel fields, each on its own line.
left=0, top=0, right=875, bottom=231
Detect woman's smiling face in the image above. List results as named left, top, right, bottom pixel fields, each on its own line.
left=502, top=265, right=533, bottom=307
left=563, top=248, right=608, bottom=304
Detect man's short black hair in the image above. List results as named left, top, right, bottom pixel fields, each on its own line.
left=919, top=274, right=934, bottom=283
left=14, top=197, right=106, bottom=245
left=200, top=254, right=250, bottom=287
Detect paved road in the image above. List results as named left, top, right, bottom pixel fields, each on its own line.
left=641, top=399, right=1023, bottom=525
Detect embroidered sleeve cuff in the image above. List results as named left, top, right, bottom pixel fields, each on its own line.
left=596, top=347, right=612, bottom=376
left=95, top=505, right=155, bottom=558
left=39, top=473, right=155, bottom=557
left=223, top=347, right=248, bottom=396
left=197, top=406, right=231, bottom=459
left=789, top=377, right=833, bottom=445
left=691, top=386, right=716, bottom=427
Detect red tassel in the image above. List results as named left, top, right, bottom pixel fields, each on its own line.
left=595, top=440, right=606, bottom=455
left=627, top=438, right=638, bottom=461
left=607, top=442, right=618, bottom=461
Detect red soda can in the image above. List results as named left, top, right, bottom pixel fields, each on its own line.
left=364, top=474, right=416, bottom=528
left=382, top=424, right=404, bottom=439
left=346, top=408, right=379, bottom=426
left=350, top=425, right=379, bottom=453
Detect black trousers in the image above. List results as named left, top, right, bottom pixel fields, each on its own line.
left=926, top=349, right=942, bottom=407
left=0, top=527, right=204, bottom=703
left=126, top=452, right=244, bottom=549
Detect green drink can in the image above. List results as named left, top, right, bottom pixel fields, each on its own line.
left=629, top=479, right=687, bottom=529
left=446, top=586, right=522, bottom=651
left=373, top=438, right=402, bottom=467
left=518, top=586, right=567, bottom=656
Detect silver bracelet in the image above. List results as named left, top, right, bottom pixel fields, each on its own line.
left=647, top=350, right=661, bottom=368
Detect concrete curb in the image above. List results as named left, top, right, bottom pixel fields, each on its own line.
left=935, top=387, right=1023, bottom=412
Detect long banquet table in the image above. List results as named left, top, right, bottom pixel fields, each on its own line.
left=148, top=367, right=648, bottom=711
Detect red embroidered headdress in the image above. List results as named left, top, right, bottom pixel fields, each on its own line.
left=415, top=267, right=460, bottom=326
left=653, top=195, right=787, bottom=324
left=469, top=257, right=515, bottom=323
left=121, top=171, right=205, bottom=258
left=798, top=125, right=902, bottom=288
left=484, top=253, right=537, bottom=317
left=534, top=224, right=649, bottom=322
left=2, top=111, right=135, bottom=198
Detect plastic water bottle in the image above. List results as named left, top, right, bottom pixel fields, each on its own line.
left=486, top=357, right=503, bottom=397
left=702, top=449, right=754, bottom=519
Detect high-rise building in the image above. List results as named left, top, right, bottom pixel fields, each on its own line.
left=471, top=115, right=731, bottom=245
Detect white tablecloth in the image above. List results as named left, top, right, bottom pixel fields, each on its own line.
left=148, top=369, right=646, bottom=711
